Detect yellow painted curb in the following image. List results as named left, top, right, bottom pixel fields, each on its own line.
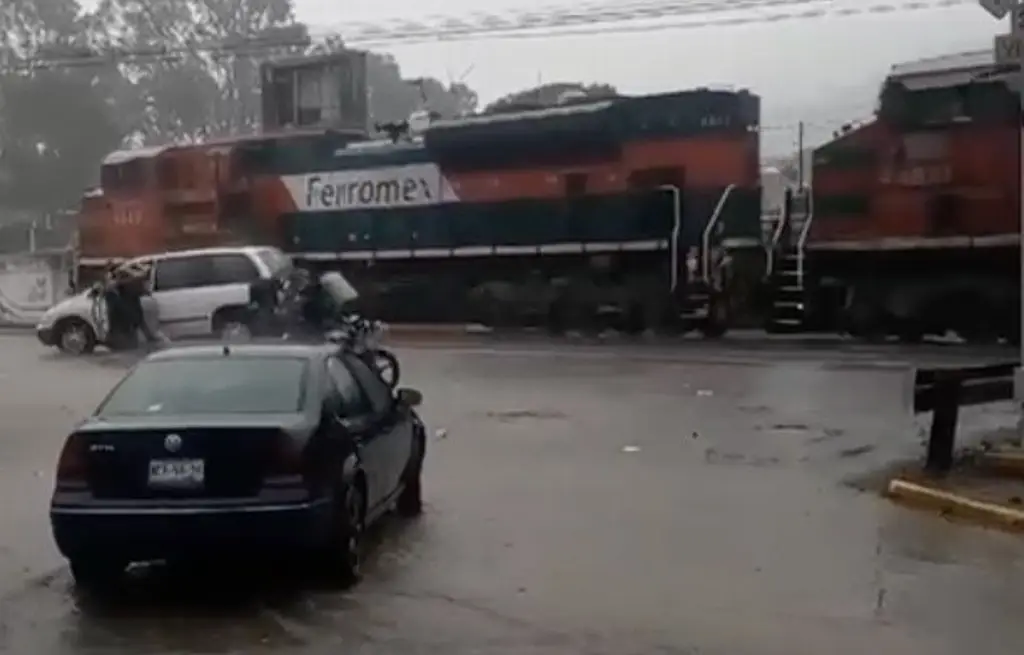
left=978, top=451, right=1024, bottom=478
left=887, top=478, right=1024, bottom=531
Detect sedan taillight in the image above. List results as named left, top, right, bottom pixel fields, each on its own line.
left=55, top=434, right=88, bottom=486
left=263, top=434, right=306, bottom=486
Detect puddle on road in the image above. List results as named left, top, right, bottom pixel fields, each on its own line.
left=0, top=566, right=600, bottom=655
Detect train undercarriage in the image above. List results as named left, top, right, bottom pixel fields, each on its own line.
left=306, top=247, right=751, bottom=338
left=800, top=245, right=1020, bottom=344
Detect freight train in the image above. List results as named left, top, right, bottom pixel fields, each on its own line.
left=76, top=50, right=1017, bottom=342
left=76, top=52, right=765, bottom=335
left=765, top=50, right=1021, bottom=343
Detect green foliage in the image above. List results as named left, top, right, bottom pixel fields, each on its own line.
left=0, top=0, right=479, bottom=213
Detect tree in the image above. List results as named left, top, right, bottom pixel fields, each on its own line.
left=0, top=0, right=127, bottom=211
left=92, top=0, right=301, bottom=140
left=0, top=0, right=482, bottom=212
left=483, top=82, right=618, bottom=114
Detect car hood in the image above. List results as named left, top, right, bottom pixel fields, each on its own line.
left=39, top=291, right=94, bottom=323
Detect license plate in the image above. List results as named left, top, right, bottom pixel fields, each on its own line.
left=148, top=459, right=205, bottom=487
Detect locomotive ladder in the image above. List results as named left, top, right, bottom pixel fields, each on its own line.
left=680, top=184, right=735, bottom=326
left=768, top=186, right=813, bottom=330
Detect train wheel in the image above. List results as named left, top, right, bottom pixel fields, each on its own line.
left=957, top=327, right=999, bottom=345
left=699, top=297, right=730, bottom=339
left=897, top=330, right=924, bottom=344
left=621, top=303, right=647, bottom=336
left=896, top=319, right=925, bottom=344
left=545, top=299, right=566, bottom=335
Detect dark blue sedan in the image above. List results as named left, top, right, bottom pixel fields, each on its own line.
left=49, top=342, right=426, bottom=590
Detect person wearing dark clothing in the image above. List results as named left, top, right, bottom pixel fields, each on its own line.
left=111, top=265, right=160, bottom=346
left=248, top=277, right=283, bottom=337
left=122, top=278, right=159, bottom=344
left=300, top=279, right=330, bottom=329
left=103, top=285, right=131, bottom=344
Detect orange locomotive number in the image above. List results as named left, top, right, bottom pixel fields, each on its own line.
left=113, top=207, right=143, bottom=226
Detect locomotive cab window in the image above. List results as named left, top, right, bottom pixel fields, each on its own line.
left=101, top=160, right=148, bottom=190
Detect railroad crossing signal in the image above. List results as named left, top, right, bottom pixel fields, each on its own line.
left=993, top=4, right=1024, bottom=69
left=980, top=0, right=1017, bottom=19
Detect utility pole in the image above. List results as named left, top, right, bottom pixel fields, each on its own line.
left=796, top=121, right=805, bottom=190
left=986, top=0, right=1024, bottom=433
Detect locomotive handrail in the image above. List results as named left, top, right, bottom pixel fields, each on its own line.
left=658, top=185, right=682, bottom=292
left=701, top=184, right=736, bottom=285
left=765, top=197, right=791, bottom=278
left=795, top=186, right=814, bottom=283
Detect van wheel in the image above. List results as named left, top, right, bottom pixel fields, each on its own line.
left=213, top=309, right=251, bottom=340
left=55, top=318, right=97, bottom=355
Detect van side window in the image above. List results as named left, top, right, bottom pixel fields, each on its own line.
left=153, top=256, right=214, bottom=291
left=209, top=253, right=259, bottom=285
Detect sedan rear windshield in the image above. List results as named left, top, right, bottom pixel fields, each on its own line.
left=96, top=357, right=308, bottom=416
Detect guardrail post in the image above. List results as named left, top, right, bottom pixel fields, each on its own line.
left=924, top=373, right=961, bottom=474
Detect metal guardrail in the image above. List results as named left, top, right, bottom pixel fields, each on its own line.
left=910, top=362, right=1016, bottom=473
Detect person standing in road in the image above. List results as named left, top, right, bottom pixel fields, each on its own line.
left=116, top=263, right=163, bottom=347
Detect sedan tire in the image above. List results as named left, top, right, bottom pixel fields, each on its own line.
left=70, top=557, right=125, bottom=592
left=316, top=483, right=364, bottom=587
left=395, top=448, right=423, bottom=518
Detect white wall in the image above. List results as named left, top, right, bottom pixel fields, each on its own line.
left=0, top=253, right=72, bottom=326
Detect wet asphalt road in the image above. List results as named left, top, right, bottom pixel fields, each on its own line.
left=1, top=333, right=1023, bottom=654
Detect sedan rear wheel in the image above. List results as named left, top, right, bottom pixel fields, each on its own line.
left=318, top=483, right=364, bottom=586
left=70, top=557, right=125, bottom=592
left=396, top=442, right=424, bottom=518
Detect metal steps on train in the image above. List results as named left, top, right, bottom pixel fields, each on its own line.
left=680, top=292, right=710, bottom=325
left=768, top=252, right=806, bottom=332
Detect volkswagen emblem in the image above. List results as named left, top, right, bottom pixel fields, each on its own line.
left=164, top=433, right=182, bottom=453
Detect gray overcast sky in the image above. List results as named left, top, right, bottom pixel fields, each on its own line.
left=290, top=0, right=998, bottom=150
left=78, top=0, right=1004, bottom=152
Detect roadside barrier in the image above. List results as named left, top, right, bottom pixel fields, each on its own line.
left=910, top=362, right=1016, bottom=473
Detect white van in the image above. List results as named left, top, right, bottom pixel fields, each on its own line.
left=36, top=246, right=292, bottom=354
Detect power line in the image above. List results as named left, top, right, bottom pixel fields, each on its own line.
left=1, top=0, right=967, bottom=70
left=327, top=0, right=969, bottom=46
left=321, top=0, right=835, bottom=44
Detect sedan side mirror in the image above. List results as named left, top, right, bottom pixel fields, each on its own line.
left=396, top=387, right=423, bottom=407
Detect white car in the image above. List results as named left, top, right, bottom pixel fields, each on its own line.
left=37, top=246, right=293, bottom=354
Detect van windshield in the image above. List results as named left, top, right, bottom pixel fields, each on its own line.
left=257, top=249, right=293, bottom=278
